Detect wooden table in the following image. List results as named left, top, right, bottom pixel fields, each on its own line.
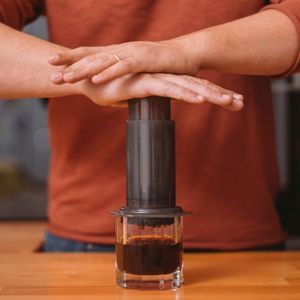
left=0, top=221, right=45, bottom=253
left=0, top=222, right=299, bottom=299
left=0, top=252, right=299, bottom=300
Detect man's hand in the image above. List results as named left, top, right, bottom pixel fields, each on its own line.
left=47, top=40, right=244, bottom=111
left=0, top=23, right=243, bottom=111
left=81, top=73, right=244, bottom=111
left=49, top=40, right=199, bottom=84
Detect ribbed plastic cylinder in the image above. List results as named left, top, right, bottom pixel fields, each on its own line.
left=126, top=97, right=175, bottom=210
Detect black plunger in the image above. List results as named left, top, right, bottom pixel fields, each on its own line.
left=115, top=97, right=189, bottom=226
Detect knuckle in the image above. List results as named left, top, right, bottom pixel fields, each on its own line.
left=180, top=87, right=196, bottom=98
left=72, top=70, right=85, bottom=79
left=64, top=67, right=73, bottom=74
left=193, top=77, right=204, bottom=84
left=205, top=81, right=215, bottom=89
left=206, top=81, right=219, bottom=91
left=183, top=75, right=197, bottom=84
left=121, top=59, right=133, bottom=70
left=183, top=75, right=191, bottom=81
left=72, top=65, right=91, bottom=77
left=202, top=90, right=215, bottom=100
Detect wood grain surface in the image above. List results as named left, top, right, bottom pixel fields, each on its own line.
left=0, top=252, right=299, bottom=300
left=0, top=222, right=299, bottom=299
left=0, top=221, right=45, bottom=253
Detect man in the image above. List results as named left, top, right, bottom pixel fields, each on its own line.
left=0, top=0, right=299, bottom=251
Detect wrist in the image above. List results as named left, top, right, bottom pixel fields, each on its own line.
left=166, top=30, right=213, bottom=72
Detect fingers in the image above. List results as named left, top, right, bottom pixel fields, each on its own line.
left=49, top=47, right=102, bottom=66
left=129, top=74, right=203, bottom=104
left=86, top=73, right=243, bottom=112
left=49, top=43, right=151, bottom=85
left=153, top=74, right=244, bottom=111
left=51, top=53, right=118, bottom=84
left=91, top=58, right=138, bottom=84
left=51, top=53, right=141, bottom=85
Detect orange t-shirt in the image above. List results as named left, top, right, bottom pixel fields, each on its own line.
left=1, top=0, right=300, bottom=249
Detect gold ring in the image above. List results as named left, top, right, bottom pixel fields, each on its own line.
left=113, top=53, right=121, bottom=62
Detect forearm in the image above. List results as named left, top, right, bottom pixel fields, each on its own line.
left=177, top=9, right=298, bottom=76
left=0, top=23, right=81, bottom=99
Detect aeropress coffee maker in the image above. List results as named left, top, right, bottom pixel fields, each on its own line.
left=113, top=97, right=190, bottom=290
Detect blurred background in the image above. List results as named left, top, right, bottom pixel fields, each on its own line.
left=0, top=16, right=299, bottom=249
left=0, top=17, right=49, bottom=220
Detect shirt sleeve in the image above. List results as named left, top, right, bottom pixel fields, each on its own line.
left=260, top=0, right=300, bottom=77
left=0, top=0, right=44, bottom=30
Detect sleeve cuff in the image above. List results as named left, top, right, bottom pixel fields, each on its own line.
left=261, top=4, right=300, bottom=77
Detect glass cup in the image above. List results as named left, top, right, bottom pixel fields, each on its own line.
left=115, top=216, right=183, bottom=290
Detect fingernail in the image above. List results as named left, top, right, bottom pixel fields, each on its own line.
left=92, top=75, right=102, bottom=83
left=233, top=99, right=244, bottom=107
left=91, top=76, right=99, bottom=83
left=233, top=93, right=243, bottom=100
left=49, top=55, right=59, bottom=63
left=64, top=72, right=74, bottom=81
left=51, top=73, right=62, bottom=81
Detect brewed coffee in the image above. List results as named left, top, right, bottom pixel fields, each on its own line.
left=116, top=235, right=182, bottom=275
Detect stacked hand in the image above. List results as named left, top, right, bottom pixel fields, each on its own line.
left=49, top=40, right=244, bottom=110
